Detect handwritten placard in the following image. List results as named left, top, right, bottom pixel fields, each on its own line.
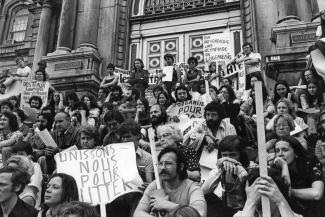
left=203, top=32, right=234, bottom=63
left=20, top=79, right=49, bottom=108
left=168, top=100, right=205, bottom=119
left=55, top=143, right=143, bottom=205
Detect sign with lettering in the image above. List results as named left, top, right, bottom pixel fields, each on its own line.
left=20, top=79, right=49, bottom=108
left=115, top=68, right=130, bottom=84
left=54, top=61, right=83, bottom=71
left=291, top=33, right=317, bottom=44
left=148, top=69, right=162, bottom=85
left=55, top=143, right=143, bottom=205
left=168, top=100, right=205, bottom=119
left=203, top=32, right=234, bottom=63
left=224, top=62, right=247, bottom=100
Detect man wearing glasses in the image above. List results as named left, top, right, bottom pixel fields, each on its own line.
left=134, top=147, right=207, bottom=217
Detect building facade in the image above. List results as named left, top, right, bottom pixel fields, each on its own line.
left=0, top=0, right=323, bottom=94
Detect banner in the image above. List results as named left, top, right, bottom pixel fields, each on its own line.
left=203, top=32, right=234, bottom=63
left=55, top=143, right=143, bottom=205
left=168, top=100, right=205, bottom=119
left=20, top=79, right=49, bottom=108
left=115, top=68, right=130, bottom=85
left=224, top=62, right=247, bottom=100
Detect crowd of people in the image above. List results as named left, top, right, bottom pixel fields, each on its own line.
left=0, top=14, right=324, bottom=216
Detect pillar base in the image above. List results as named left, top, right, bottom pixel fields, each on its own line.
left=76, top=43, right=99, bottom=54
left=47, top=47, right=72, bottom=56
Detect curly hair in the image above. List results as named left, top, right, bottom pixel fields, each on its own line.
left=175, top=85, right=192, bottom=102
left=0, top=167, right=30, bottom=195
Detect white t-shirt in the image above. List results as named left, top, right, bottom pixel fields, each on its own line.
left=316, top=26, right=325, bottom=42
left=245, top=52, right=262, bottom=74
left=16, top=66, right=32, bottom=78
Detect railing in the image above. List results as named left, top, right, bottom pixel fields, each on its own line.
left=144, top=0, right=239, bottom=15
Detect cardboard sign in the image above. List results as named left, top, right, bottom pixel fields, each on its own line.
left=162, top=66, right=173, bottom=82
left=223, top=62, right=247, bottom=100
left=55, top=143, right=143, bottom=205
left=168, top=100, right=205, bottom=119
left=148, top=69, right=162, bottom=85
left=20, top=79, right=49, bottom=108
left=203, top=32, right=234, bottom=63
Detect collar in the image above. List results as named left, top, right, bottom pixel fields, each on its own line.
left=8, top=197, right=24, bottom=217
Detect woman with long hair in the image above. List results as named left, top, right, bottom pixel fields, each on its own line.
left=49, top=91, right=64, bottom=114
left=157, top=91, right=171, bottom=110
left=0, top=111, right=23, bottom=153
left=272, top=80, right=298, bottom=109
left=81, top=94, right=100, bottom=125
left=300, top=80, right=324, bottom=135
left=273, top=136, right=324, bottom=217
left=40, top=173, right=79, bottom=217
left=135, top=97, right=150, bottom=126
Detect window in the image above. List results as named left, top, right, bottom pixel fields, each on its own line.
left=10, top=9, right=29, bottom=43
left=147, top=38, right=179, bottom=69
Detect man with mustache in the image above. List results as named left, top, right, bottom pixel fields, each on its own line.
left=139, top=104, right=168, bottom=153
left=203, top=101, right=237, bottom=153
left=134, top=147, right=207, bottom=217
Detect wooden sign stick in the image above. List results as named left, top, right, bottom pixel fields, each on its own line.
left=148, top=128, right=162, bottom=189
left=254, top=81, right=271, bottom=217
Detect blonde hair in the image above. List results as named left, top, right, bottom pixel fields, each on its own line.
left=6, top=155, right=34, bottom=176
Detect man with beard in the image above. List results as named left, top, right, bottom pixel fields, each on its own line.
left=119, top=87, right=139, bottom=121
left=139, top=104, right=168, bottom=153
left=134, top=147, right=207, bottom=217
left=28, top=96, right=43, bottom=110
left=203, top=101, right=236, bottom=153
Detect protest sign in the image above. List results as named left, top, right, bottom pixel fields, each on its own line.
left=223, top=62, right=247, bottom=100
left=162, top=66, right=173, bottom=82
left=115, top=68, right=130, bottom=85
left=203, top=32, right=234, bottom=63
left=167, top=100, right=205, bottom=119
left=148, top=69, right=162, bottom=85
left=20, top=79, right=49, bottom=108
left=55, top=143, right=143, bottom=205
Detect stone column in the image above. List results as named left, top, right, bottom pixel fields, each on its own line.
left=77, top=0, right=101, bottom=52
left=32, top=0, right=52, bottom=72
left=54, top=0, right=77, bottom=54
left=296, top=0, right=312, bottom=22
left=277, top=0, right=298, bottom=22
left=0, top=14, right=8, bottom=43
